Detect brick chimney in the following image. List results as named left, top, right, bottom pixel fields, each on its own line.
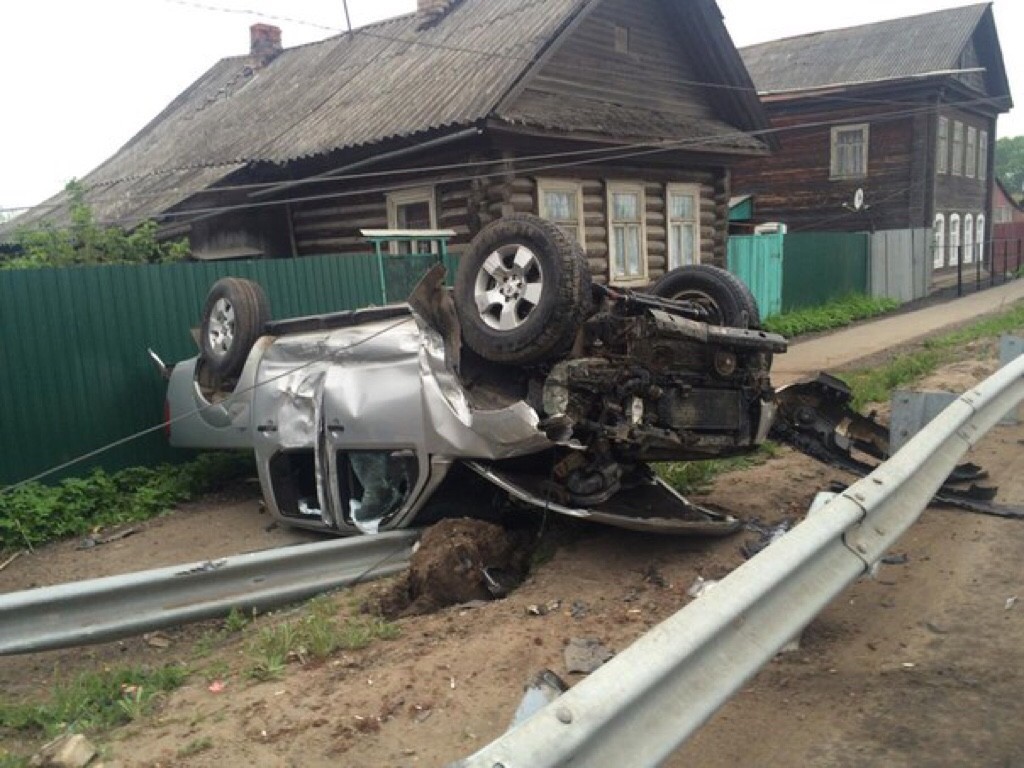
left=417, top=0, right=463, bottom=28
left=250, top=24, right=282, bottom=67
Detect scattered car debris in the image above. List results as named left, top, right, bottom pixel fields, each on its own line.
left=881, top=553, right=910, bottom=565
left=511, top=669, right=570, bottom=727
left=686, top=576, right=720, bottom=600
left=1006, top=596, right=1019, bottom=611
left=741, top=519, right=793, bottom=559
left=30, top=733, right=97, bottom=768
left=75, top=527, right=139, bottom=551
left=143, top=631, right=172, bottom=649
left=570, top=600, right=589, bottom=619
left=527, top=600, right=562, bottom=617
left=564, top=637, right=614, bottom=674
left=207, top=680, right=226, bottom=694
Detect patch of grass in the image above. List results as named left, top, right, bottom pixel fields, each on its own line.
left=0, top=754, right=29, bottom=768
left=657, top=442, right=779, bottom=495
left=0, top=452, right=255, bottom=551
left=0, top=664, right=188, bottom=737
left=244, top=600, right=400, bottom=679
left=763, top=295, right=899, bottom=338
left=178, top=736, right=214, bottom=758
left=843, top=301, right=1024, bottom=410
left=222, top=607, right=251, bottom=634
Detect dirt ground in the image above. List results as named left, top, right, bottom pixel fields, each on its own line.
left=1, top=337, right=1023, bottom=767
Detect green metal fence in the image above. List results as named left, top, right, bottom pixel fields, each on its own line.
left=781, top=233, right=869, bottom=312
left=0, top=252, right=459, bottom=486
left=726, top=233, right=784, bottom=319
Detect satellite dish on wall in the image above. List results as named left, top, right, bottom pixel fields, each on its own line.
left=853, top=188, right=865, bottom=211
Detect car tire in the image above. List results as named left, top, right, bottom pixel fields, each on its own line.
left=454, top=214, right=592, bottom=365
left=649, top=265, right=761, bottom=329
left=200, top=277, right=271, bottom=378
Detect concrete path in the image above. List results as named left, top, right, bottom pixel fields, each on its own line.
left=772, top=280, right=1024, bottom=384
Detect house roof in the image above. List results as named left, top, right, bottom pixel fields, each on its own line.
left=740, top=4, right=1009, bottom=98
left=9, top=0, right=769, bottom=236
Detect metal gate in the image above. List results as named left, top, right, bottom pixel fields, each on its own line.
left=727, top=233, right=784, bottom=318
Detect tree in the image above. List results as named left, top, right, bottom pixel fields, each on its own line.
left=2, top=180, right=190, bottom=269
left=995, top=136, right=1024, bottom=201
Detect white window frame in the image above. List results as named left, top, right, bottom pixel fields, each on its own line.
left=607, top=182, right=648, bottom=285
left=937, top=117, right=949, bottom=175
left=966, top=127, right=977, bottom=179
left=952, top=122, right=964, bottom=176
left=979, top=131, right=989, bottom=181
left=386, top=186, right=437, bottom=254
left=964, top=213, right=974, bottom=263
left=976, top=214, right=986, bottom=264
left=536, top=178, right=586, bottom=248
left=933, top=213, right=946, bottom=269
left=830, top=123, right=869, bottom=179
left=666, top=183, right=701, bottom=270
left=949, top=213, right=961, bottom=265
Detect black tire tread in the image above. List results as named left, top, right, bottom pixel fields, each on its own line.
left=650, top=265, right=761, bottom=329
left=454, top=214, right=592, bottom=365
left=200, top=277, right=271, bottom=378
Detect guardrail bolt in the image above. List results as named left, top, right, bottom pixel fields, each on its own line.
left=856, top=543, right=868, bottom=555
left=556, top=707, right=574, bottom=724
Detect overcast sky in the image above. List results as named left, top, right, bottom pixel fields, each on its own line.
left=2, top=0, right=1020, bottom=213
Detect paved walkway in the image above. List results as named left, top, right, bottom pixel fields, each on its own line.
left=772, top=280, right=1024, bottom=384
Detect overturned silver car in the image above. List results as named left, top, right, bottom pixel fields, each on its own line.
left=165, top=215, right=789, bottom=536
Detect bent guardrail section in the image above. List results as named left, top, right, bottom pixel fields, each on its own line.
left=453, top=356, right=1024, bottom=768
left=0, top=530, right=419, bottom=655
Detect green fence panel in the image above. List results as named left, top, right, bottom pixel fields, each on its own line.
left=727, top=233, right=784, bottom=319
left=0, top=252, right=454, bottom=486
left=781, top=233, right=869, bottom=312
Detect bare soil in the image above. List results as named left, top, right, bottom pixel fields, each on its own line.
left=1, top=337, right=1023, bottom=767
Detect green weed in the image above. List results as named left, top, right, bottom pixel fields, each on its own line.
left=657, top=443, right=778, bottom=495
left=844, top=301, right=1024, bottom=410
left=177, top=736, right=214, bottom=758
left=0, top=452, right=255, bottom=551
left=0, top=664, right=188, bottom=737
left=763, top=295, right=899, bottom=338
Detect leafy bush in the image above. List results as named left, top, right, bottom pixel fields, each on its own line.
left=763, top=295, right=899, bottom=338
left=0, top=453, right=255, bottom=551
left=2, top=180, right=189, bottom=270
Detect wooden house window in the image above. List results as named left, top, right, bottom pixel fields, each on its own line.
left=964, top=214, right=974, bottom=263
left=976, top=214, right=986, bottom=263
left=966, top=127, right=977, bottom=179
left=666, top=184, right=700, bottom=269
left=933, top=214, right=945, bottom=269
left=952, top=122, right=964, bottom=176
left=948, top=213, right=961, bottom=265
left=537, top=179, right=586, bottom=247
left=607, top=183, right=648, bottom=284
left=979, top=131, right=989, bottom=181
left=830, top=124, right=868, bottom=179
left=386, top=186, right=437, bottom=254
left=936, top=117, right=949, bottom=175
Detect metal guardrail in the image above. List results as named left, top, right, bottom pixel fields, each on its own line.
left=453, top=354, right=1024, bottom=768
left=0, top=529, right=419, bottom=655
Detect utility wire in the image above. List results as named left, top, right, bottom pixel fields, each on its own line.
left=0, top=92, right=1003, bottom=224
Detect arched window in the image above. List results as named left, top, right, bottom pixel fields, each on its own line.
left=949, top=214, right=961, bottom=266
left=976, top=214, right=986, bottom=265
left=964, top=214, right=974, bottom=264
left=933, top=213, right=946, bottom=268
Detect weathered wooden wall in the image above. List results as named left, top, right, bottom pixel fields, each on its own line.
left=731, top=101, right=922, bottom=233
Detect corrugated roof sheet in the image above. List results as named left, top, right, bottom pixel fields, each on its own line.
left=8, top=0, right=770, bottom=234
left=740, top=4, right=990, bottom=94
